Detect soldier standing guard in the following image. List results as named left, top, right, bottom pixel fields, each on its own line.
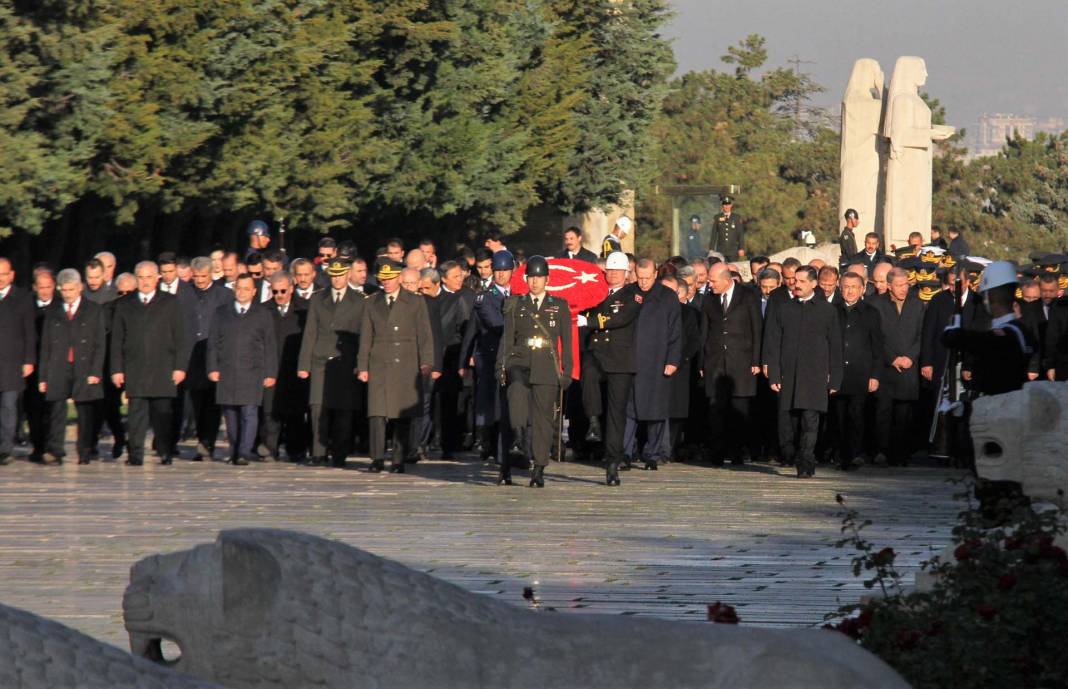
left=357, top=260, right=437, bottom=474
left=709, top=196, right=746, bottom=259
left=497, top=256, right=573, bottom=487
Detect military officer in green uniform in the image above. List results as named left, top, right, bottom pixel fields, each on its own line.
left=709, top=196, right=746, bottom=259
left=496, top=256, right=573, bottom=487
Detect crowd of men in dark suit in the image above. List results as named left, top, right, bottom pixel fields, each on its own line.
left=0, top=213, right=1048, bottom=486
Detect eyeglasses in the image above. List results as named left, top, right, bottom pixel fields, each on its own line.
left=318, top=252, right=333, bottom=259
left=272, top=288, right=289, bottom=295
left=249, top=270, right=263, bottom=277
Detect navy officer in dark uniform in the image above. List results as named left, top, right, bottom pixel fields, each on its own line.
left=497, top=256, right=573, bottom=487
left=583, top=251, right=641, bottom=485
left=459, top=250, right=514, bottom=465
left=709, top=196, right=746, bottom=260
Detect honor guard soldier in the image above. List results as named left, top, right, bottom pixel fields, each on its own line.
left=496, top=256, right=573, bottom=487
left=709, top=196, right=746, bottom=259
left=601, top=216, right=632, bottom=259
left=459, top=250, right=515, bottom=463
left=584, top=251, right=641, bottom=485
left=839, top=209, right=859, bottom=260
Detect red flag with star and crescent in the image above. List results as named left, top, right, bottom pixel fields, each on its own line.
left=510, top=258, right=608, bottom=379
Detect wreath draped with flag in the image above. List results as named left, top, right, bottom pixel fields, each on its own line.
left=509, top=258, right=608, bottom=379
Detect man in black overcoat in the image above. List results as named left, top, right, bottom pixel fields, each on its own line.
left=763, top=266, right=843, bottom=478
left=207, top=275, right=277, bottom=465
left=663, top=275, right=701, bottom=460
left=179, top=257, right=231, bottom=460
left=38, top=270, right=107, bottom=464
left=261, top=272, right=309, bottom=462
left=871, top=267, right=924, bottom=465
left=834, top=272, right=883, bottom=470
left=297, top=259, right=367, bottom=466
left=699, top=262, right=762, bottom=465
left=110, top=261, right=191, bottom=466
left=0, top=258, right=37, bottom=464
left=623, top=259, right=681, bottom=471
left=26, top=269, right=56, bottom=463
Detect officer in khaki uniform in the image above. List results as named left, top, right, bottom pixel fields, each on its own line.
left=709, top=195, right=746, bottom=259
left=297, top=258, right=367, bottom=467
left=496, top=256, right=573, bottom=487
left=357, top=260, right=436, bottom=474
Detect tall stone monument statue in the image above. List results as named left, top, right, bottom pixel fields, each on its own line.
left=881, top=56, right=955, bottom=249
left=839, top=58, right=887, bottom=239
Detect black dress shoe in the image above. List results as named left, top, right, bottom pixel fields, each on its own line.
left=78, top=457, right=90, bottom=465
left=388, top=463, right=405, bottom=474
left=161, top=456, right=173, bottom=466
left=620, top=459, right=632, bottom=471
left=331, top=456, right=346, bottom=468
left=605, top=463, right=621, bottom=486
left=125, top=458, right=143, bottom=466
left=111, top=441, right=126, bottom=459
left=584, top=417, right=603, bottom=443
left=643, top=460, right=658, bottom=471
left=231, top=456, right=249, bottom=466
left=529, top=465, right=545, bottom=488
left=369, top=460, right=384, bottom=473
left=497, top=465, right=513, bottom=485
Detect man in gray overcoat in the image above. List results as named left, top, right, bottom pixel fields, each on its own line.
left=357, top=260, right=436, bottom=473
left=297, top=259, right=367, bottom=467
left=208, top=275, right=277, bottom=465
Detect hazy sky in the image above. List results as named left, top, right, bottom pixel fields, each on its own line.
left=664, top=0, right=1068, bottom=130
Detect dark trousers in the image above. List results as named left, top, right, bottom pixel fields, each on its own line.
left=0, top=389, right=18, bottom=456
left=261, top=387, right=308, bottom=459
left=435, top=370, right=463, bottom=452
left=24, top=376, right=49, bottom=458
left=188, top=386, right=221, bottom=450
left=412, top=375, right=436, bottom=453
left=623, top=417, right=669, bottom=463
left=127, top=397, right=175, bottom=462
left=506, top=367, right=558, bottom=467
left=601, top=373, right=633, bottom=464
left=309, top=404, right=352, bottom=461
left=47, top=399, right=95, bottom=459
left=170, top=382, right=187, bottom=448
left=779, top=408, right=820, bottom=469
left=223, top=404, right=259, bottom=460
left=370, top=416, right=411, bottom=464
left=833, top=393, right=867, bottom=464
left=875, top=393, right=913, bottom=462
left=581, top=355, right=605, bottom=417
left=706, top=386, right=752, bottom=460
left=754, top=377, right=778, bottom=458
left=92, top=379, right=125, bottom=452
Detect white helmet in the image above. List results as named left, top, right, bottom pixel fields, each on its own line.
left=614, top=216, right=632, bottom=235
left=605, top=251, right=629, bottom=270
left=977, top=260, right=1018, bottom=293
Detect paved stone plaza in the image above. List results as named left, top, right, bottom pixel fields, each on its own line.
left=0, top=443, right=965, bottom=650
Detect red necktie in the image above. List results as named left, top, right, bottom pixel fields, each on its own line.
left=67, top=306, right=75, bottom=363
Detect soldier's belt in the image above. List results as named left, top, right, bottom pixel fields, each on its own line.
left=525, top=336, right=548, bottom=349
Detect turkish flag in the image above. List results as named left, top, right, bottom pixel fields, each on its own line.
left=510, top=258, right=608, bottom=379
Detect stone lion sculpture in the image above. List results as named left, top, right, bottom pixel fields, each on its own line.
left=0, top=601, right=223, bottom=689
left=971, top=381, right=1068, bottom=509
left=124, top=529, right=910, bottom=689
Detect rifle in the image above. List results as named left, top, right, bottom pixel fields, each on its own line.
left=277, top=216, right=287, bottom=256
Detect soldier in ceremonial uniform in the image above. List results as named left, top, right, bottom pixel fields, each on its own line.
left=584, top=251, right=641, bottom=485
left=497, top=256, right=573, bottom=487
left=709, top=196, right=746, bottom=259
left=357, top=260, right=437, bottom=474
left=297, top=258, right=366, bottom=467
left=601, top=216, right=632, bottom=258
left=838, top=209, right=859, bottom=260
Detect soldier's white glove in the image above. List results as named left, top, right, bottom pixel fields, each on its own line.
left=576, top=314, right=587, bottom=328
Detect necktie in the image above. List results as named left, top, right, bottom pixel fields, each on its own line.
left=141, top=294, right=149, bottom=305
left=334, top=290, right=341, bottom=304
left=721, top=292, right=728, bottom=310
left=66, top=305, right=75, bottom=362
left=239, top=306, right=246, bottom=316
left=533, top=296, right=540, bottom=311
left=387, top=294, right=395, bottom=309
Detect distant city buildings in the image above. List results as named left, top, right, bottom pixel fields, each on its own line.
left=968, top=113, right=1066, bottom=158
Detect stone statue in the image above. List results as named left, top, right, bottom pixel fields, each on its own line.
left=839, top=58, right=887, bottom=240
left=0, top=601, right=223, bottom=689
left=125, top=529, right=910, bottom=689
left=881, top=56, right=955, bottom=250
left=971, top=381, right=1068, bottom=509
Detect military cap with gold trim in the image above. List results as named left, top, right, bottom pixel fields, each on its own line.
left=898, top=256, right=922, bottom=283
left=375, top=259, right=404, bottom=281
left=917, top=280, right=942, bottom=302
left=325, top=258, right=352, bottom=277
